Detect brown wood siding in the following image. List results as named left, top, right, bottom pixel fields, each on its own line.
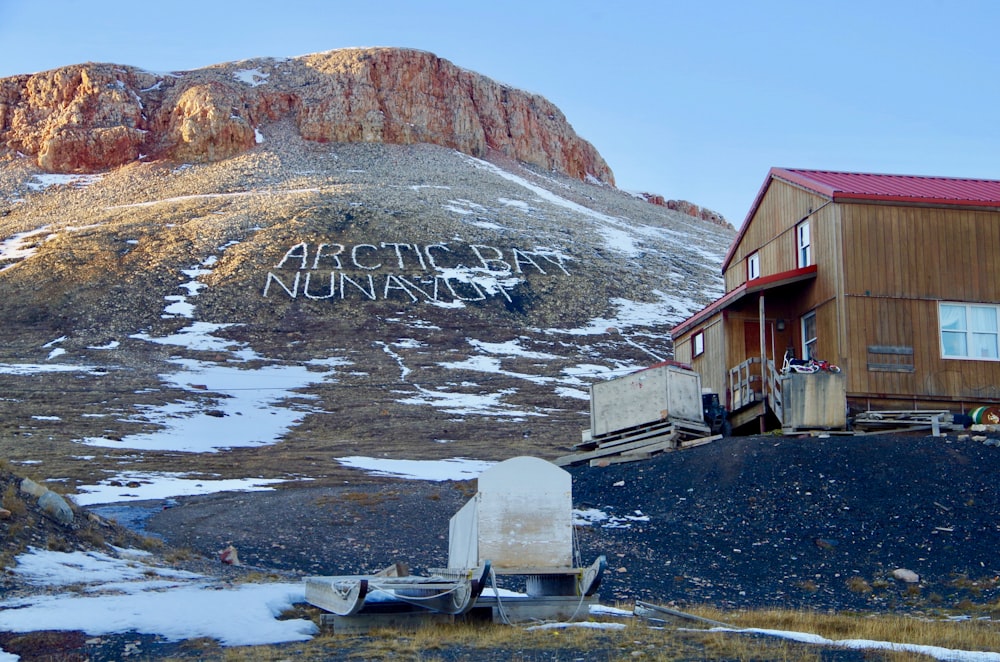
left=841, top=203, right=1000, bottom=302
left=843, top=295, right=1000, bottom=403
left=724, top=180, right=828, bottom=291
left=805, top=204, right=840, bottom=309
left=675, top=313, right=728, bottom=398
left=674, top=335, right=693, bottom=366
left=839, top=201, right=1000, bottom=405
left=813, top=299, right=839, bottom=365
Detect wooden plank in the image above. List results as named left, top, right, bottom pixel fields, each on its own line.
left=555, top=431, right=677, bottom=466
left=672, top=420, right=712, bottom=437
left=634, top=600, right=732, bottom=628
left=867, top=345, right=914, bottom=355
left=590, top=453, right=652, bottom=467
left=679, top=434, right=722, bottom=449
left=590, top=431, right=713, bottom=467
left=859, top=409, right=949, bottom=415
left=621, top=436, right=678, bottom=456
left=595, top=424, right=676, bottom=450
left=867, top=363, right=916, bottom=373
left=578, top=419, right=676, bottom=449
left=852, top=424, right=933, bottom=434
left=810, top=429, right=870, bottom=436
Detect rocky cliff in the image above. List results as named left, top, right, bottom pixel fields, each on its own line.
left=0, top=47, right=613, bottom=184
left=639, top=193, right=731, bottom=229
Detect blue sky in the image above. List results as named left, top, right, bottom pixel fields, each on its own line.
left=1, top=0, right=998, bottom=226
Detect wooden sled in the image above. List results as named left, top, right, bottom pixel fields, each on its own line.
left=305, top=561, right=491, bottom=616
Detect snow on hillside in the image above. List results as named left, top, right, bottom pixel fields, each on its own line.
left=0, top=140, right=737, bottom=657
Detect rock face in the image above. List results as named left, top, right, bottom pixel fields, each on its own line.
left=0, top=48, right=613, bottom=184
left=640, top=193, right=731, bottom=229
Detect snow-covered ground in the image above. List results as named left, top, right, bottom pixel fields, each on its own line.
left=0, top=547, right=316, bottom=652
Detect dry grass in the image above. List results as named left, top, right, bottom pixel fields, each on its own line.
left=796, top=579, right=819, bottom=593
left=173, top=601, right=1000, bottom=662
left=75, top=522, right=107, bottom=547
left=689, top=604, right=1000, bottom=657
left=162, top=546, right=194, bottom=563
left=2, top=484, right=26, bottom=516
left=450, top=479, right=478, bottom=500
left=45, top=533, right=72, bottom=552
left=339, top=490, right=400, bottom=507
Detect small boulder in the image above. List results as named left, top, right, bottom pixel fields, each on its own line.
left=38, top=490, right=75, bottom=526
left=892, top=568, right=920, bottom=583
left=19, top=478, right=48, bottom=498
left=814, top=538, right=838, bottom=550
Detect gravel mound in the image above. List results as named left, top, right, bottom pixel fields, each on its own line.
left=571, top=433, right=1000, bottom=612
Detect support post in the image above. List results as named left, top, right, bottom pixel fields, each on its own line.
left=759, top=293, right=766, bottom=433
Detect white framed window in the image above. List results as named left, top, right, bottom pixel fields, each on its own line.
left=693, top=330, right=705, bottom=357
left=747, top=252, right=760, bottom=281
left=801, top=311, right=817, bottom=359
left=940, top=302, right=999, bottom=360
left=796, top=220, right=812, bottom=267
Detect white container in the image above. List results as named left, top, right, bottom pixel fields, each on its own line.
left=589, top=363, right=703, bottom=438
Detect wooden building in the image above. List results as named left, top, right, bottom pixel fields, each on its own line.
left=671, top=168, right=1000, bottom=431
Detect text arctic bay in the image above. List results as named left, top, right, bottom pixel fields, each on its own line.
left=263, top=241, right=573, bottom=304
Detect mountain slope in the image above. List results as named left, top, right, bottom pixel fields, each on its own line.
left=0, top=56, right=733, bottom=496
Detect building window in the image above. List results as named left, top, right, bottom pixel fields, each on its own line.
left=796, top=220, right=812, bottom=267
left=747, top=252, right=760, bottom=281
left=801, top=311, right=817, bottom=359
left=940, top=302, right=999, bottom=360
left=693, top=331, right=705, bottom=357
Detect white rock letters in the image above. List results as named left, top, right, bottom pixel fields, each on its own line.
left=263, top=241, right=572, bottom=305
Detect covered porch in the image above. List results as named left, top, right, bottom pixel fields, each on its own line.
left=721, top=266, right=846, bottom=433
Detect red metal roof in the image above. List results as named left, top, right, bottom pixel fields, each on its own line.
left=671, top=265, right=817, bottom=338
left=723, top=168, right=1000, bottom=271
left=774, top=168, right=1000, bottom=207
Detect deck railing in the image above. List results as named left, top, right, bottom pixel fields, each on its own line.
left=765, top=359, right=782, bottom=424
left=728, top=357, right=783, bottom=424
left=728, top=358, right=761, bottom=411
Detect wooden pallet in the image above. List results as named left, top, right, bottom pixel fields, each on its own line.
left=556, top=416, right=721, bottom=467
left=574, top=419, right=672, bottom=451
left=851, top=410, right=954, bottom=435
left=554, top=426, right=678, bottom=467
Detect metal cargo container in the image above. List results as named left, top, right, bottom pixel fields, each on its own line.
left=589, top=363, right=704, bottom=438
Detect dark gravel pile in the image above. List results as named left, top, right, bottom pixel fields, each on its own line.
left=143, top=433, right=1000, bottom=614
left=571, top=433, right=1000, bottom=612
